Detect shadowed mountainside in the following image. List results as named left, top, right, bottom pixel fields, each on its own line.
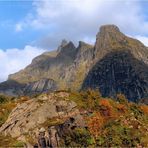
left=82, top=50, right=148, bottom=102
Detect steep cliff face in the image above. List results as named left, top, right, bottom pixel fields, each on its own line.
left=0, top=79, right=57, bottom=96
left=23, top=78, right=57, bottom=95
left=94, top=25, right=148, bottom=65
left=82, top=25, right=148, bottom=102
left=62, top=41, right=94, bottom=89
left=82, top=50, right=148, bottom=102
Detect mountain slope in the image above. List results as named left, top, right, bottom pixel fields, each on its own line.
left=82, top=25, right=148, bottom=102
left=0, top=24, right=147, bottom=102
left=0, top=40, right=94, bottom=95
left=82, top=50, right=148, bottom=102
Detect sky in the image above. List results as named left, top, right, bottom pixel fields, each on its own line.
left=0, top=0, right=148, bottom=82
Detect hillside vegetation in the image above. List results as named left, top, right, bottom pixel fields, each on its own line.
left=67, top=90, right=148, bottom=147
left=0, top=90, right=147, bottom=147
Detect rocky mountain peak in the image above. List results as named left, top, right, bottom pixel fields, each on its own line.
left=77, top=41, right=93, bottom=51
left=94, top=24, right=148, bottom=65
left=0, top=24, right=147, bottom=102
left=57, top=39, right=68, bottom=52
left=57, top=41, right=76, bottom=58
left=99, top=24, right=120, bottom=34
left=78, top=41, right=87, bottom=48
left=96, top=24, right=125, bottom=48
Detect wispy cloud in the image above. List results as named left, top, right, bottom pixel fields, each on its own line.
left=15, top=23, right=23, bottom=32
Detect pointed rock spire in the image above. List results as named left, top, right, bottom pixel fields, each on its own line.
left=57, top=39, right=68, bottom=52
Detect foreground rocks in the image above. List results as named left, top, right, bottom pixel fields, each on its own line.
left=0, top=91, right=85, bottom=146
left=0, top=90, right=148, bottom=147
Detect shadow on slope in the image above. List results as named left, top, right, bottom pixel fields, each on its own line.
left=82, top=50, right=148, bottom=102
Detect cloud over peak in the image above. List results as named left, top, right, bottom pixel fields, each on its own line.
left=15, top=0, right=148, bottom=48
left=1, top=0, right=148, bottom=82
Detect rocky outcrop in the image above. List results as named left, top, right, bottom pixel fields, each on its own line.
left=82, top=25, right=148, bottom=102
left=0, top=92, right=85, bottom=145
left=94, top=25, right=148, bottom=65
left=23, top=78, right=57, bottom=95
left=49, top=116, right=85, bottom=147
left=0, top=80, right=25, bottom=96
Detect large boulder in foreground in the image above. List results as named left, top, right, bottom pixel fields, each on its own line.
left=0, top=92, right=85, bottom=145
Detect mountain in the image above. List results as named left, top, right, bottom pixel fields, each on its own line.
left=0, top=25, right=148, bottom=147
left=0, top=24, right=148, bottom=102
left=82, top=25, right=148, bottom=102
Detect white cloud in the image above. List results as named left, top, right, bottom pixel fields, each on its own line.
left=3, top=0, right=147, bottom=84
left=0, top=46, right=46, bottom=82
left=135, top=35, right=148, bottom=46
left=14, top=0, right=148, bottom=48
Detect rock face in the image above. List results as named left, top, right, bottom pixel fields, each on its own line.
left=94, top=25, right=148, bottom=65
left=0, top=92, right=85, bottom=144
left=0, top=80, right=25, bottom=96
left=82, top=25, right=148, bottom=102
left=8, top=41, right=78, bottom=84
left=0, top=79, right=57, bottom=96
left=23, top=78, right=57, bottom=95
left=0, top=40, right=94, bottom=94
left=0, top=24, right=148, bottom=102
left=82, top=50, right=148, bottom=102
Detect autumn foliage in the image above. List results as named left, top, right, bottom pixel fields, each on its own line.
left=140, top=105, right=148, bottom=114
left=99, top=99, right=116, bottom=118
left=87, top=112, right=104, bottom=138
left=116, top=104, right=127, bottom=113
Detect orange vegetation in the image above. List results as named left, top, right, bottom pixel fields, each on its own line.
left=87, top=112, right=104, bottom=138
left=140, top=105, right=148, bottom=114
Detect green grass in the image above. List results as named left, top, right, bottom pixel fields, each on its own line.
left=0, top=134, right=24, bottom=147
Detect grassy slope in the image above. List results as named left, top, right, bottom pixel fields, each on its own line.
left=0, top=95, right=29, bottom=147
left=0, top=90, right=148, bottom=147
left=67, top=90, right=148, bottom=147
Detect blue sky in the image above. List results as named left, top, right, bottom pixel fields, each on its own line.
left=0, top=0, right=38, bottom=49
left=0, top=0, right=148, bottom=82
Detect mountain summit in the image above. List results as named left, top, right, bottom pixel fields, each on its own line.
left=0, top=24, right=148, bottom=102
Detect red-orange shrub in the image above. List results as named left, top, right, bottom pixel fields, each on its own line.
left=99, top=99, right=116, bottom=118
left=99, top=99, right=111, bottom=107
left=140, top=105, right=148, bottom=114
left=87, top=112, right=104, bottom=138
left=117, top=104, right=127, bottom=113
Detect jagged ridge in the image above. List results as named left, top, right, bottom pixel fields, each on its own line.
left=0, top=24, right=147, bottom=102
